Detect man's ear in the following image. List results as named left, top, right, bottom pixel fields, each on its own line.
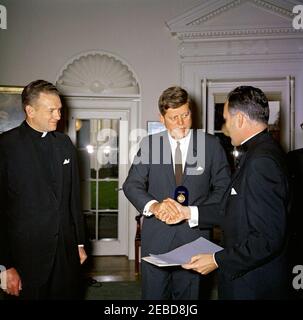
left=236, top=112, right=245, bottom=128
left=25, top=105, right=35, bottom=118
left=159, top=113, right=165, bottom=124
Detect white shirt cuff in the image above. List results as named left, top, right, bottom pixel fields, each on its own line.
left=78, top=244, right=84, bottom=247
left=143, top=200, right=158, bottom=216
left=188, top=206, right=199, bottom=228
left=213, top=253, right=218, bottom=267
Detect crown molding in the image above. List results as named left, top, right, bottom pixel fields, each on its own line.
left=177, top=27, right=303, bottom=42
left=167, top=0, right=303, bottom=42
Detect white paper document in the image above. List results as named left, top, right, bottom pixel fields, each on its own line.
left=142, top=236, right=223, bottom=267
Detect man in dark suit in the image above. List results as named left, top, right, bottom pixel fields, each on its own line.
left=166, top=86, right=290, bottom=299
left=0, top=80, right=87, bottom=299
left=123, top=86, right=230, bottom=299
left=287, top=126, right=303, bottom=298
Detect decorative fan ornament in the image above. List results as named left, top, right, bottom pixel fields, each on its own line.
left=57, top=53, right=139, bottom=95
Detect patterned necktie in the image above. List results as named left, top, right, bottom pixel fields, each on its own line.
left=175, top=141, right=183, bottom=186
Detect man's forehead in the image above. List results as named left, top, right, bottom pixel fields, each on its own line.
left=166, top=103, right=190, bottom=115
left=30, top=97, right=59, bottom=109
left=38, top=92, right=59, bottom=98
left=37, top=93, right=61, bottom=105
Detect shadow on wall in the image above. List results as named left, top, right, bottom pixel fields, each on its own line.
left=191, top=99, right=202, bottom=130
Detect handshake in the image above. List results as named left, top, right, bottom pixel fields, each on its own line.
left=149, top=198, right=191, bottom=224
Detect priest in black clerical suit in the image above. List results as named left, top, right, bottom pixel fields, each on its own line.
left=0, top=80, right=87, bottom=299
left=167, top=86, right=290, bottom=299
left=287, top=127, right=303, bottom=299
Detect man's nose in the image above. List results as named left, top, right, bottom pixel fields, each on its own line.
left=177, top=116, right=184, bottom=125
left=53, top=110, right=61, bottom=120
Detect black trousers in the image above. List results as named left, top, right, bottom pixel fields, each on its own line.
left=141, top=260, right=213, bottom=300
left=6, top=237, right=82, bottom=300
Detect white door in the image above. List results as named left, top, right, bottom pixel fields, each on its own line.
left=68, top=109, right=129, bottom=255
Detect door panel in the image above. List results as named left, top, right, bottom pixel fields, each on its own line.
left=69, top=111, right=129, bottom=255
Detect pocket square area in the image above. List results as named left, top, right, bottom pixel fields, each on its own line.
left=63, top=159, right=70, bottom=165
left=230, top=187, right=237, bottom=195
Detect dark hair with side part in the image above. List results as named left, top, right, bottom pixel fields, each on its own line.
left=158, top=86, right=191, bottom=115
left=22, top=80, right=60, bottom=110
left=227, top=86, right=269, bottom=125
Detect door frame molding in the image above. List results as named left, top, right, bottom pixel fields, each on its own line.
left=202, top=77, right=294, bottom=152
left=65, top=96, right=140, bottom=259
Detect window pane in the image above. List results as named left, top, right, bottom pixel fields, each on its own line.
left=90, top=181, right=118, bottom=210
left=84, top=212, right=96, bottom=241
left=98, top=212, right=118, bottom=239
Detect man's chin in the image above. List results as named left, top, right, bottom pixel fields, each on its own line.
left=48, top=125, right=57, bottom=132
left=170, top=128, right=190, bottom=139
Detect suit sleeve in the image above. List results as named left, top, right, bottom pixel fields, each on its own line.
left=286, top=150, right=301, bottom=233
left=197, top=137, right=231, bottom=228
left=123, top=137, right=155, bottom=214
left=69, top=138, right=86, bottom=245
left=0, top=141, right=12, bottom=269
left=215, top=157, right=288, bottom=279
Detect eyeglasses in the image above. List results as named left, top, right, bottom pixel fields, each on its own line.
left=166, top=111, right=191, bottom=123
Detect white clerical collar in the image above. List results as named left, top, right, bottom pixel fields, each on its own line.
left=25, top=121, right=48, bottom=138
left=241, top=130, right=264, bottom=145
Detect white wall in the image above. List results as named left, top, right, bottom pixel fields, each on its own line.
left=0, top=0, right=202, bottom=126
left=1, top=0, right=302, bottom=144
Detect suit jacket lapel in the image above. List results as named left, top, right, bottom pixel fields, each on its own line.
left=230, top=130, right=268, bottom=186
left=231, top=152, right=248, bottom=182
left=183, top=129, right=197, bottom=185
left=221, top=133, right=265, bottom=213
left=215, top=147, right=248, bottom=216
left=218, top=132, right=270, bottom=215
